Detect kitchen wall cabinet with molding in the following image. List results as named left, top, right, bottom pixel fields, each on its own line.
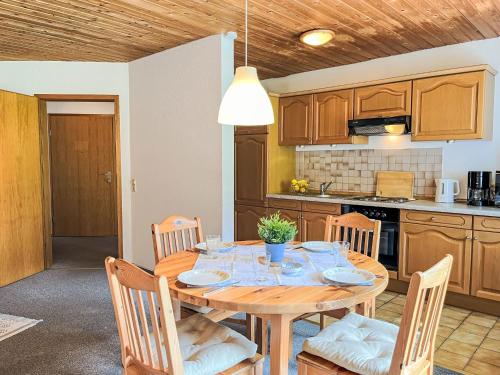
left=278, top=95, right=312, bottom=145
left=399, top=220, right=472, bottom=295
left=353, top=81, right=412, bottom=119
left=279, top=91, right=367, bottom=146
left=412, top=70, right=494, bottom=141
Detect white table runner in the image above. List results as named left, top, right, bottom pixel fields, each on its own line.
left=192, top=245, right=354, bottom=286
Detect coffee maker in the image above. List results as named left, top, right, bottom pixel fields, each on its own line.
left=467, top=171, right=493, bottom=206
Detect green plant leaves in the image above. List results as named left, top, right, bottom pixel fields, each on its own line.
left=257, top=212, right=297, bottom=244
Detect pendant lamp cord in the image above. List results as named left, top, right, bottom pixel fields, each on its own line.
left=245, top=0, right=248, bottom=66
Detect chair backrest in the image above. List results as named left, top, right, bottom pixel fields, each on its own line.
left=389, top=255, right=453, bottom=375
left=324, top=212, right=381, bottom=260
left=105, top=257, right=184, bottom=374
left=151, top=215, right=203, bottom=263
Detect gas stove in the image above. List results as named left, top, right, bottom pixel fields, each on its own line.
left=350, top=196, right=410, bottom=204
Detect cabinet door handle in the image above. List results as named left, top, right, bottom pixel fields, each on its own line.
left=473, top=236, right=478, bottom=240
left=466, top=236, right=472, bottom=240
left=430, top=217, right=437, bottom=221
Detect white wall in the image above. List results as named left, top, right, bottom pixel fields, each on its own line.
left=46, top=101, right=115, bottom=114
left=264, top=37, right=500, bottom=198
left=129, top=34, right=234, bottom=269
left=0, top=61, right=133, bottom=260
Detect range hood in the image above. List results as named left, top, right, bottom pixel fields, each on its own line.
left=348, top=115, right=411, bottom=136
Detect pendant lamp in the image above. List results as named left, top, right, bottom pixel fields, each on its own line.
left=218, top=0, right=274, bottom=126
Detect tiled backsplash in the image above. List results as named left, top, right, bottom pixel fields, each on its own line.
left=296, top=148, right=442, bottom=197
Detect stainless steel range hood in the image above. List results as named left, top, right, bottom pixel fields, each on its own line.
left=348, top=115, right=411, bottom=136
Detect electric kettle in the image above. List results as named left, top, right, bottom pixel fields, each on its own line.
left=435, top=179, right=460, bottom=203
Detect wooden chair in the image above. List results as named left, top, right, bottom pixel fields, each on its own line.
left=151, top=215, right=255, bottom=339
left=105, top=257, right=263, bottom=375
left=320, top=212, right=381, bottom=326
left=297, top=254, right=453, bottom=375
left=151, top=215, right=203, bottom=264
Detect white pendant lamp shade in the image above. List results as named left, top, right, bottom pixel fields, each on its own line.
left=218, top=66, right=274, bottom=126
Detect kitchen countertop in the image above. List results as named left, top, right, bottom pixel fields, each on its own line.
left=267, top=193, right=500, bottom=218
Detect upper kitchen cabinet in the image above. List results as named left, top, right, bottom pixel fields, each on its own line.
left=354, top=81, right=412, bottom=119
left=313, top=89, right=357, bottom=144
left=412, top=70, right=494, bottom=141
left=279, top=94, right=313, bottom=145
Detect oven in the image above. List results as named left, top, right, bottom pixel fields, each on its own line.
left=341, top=204, right=399, bottom=271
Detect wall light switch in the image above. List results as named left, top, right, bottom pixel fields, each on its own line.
left=131, top=178, right=137, bottom=192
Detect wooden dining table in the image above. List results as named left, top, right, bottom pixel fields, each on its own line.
left=154, top=240, right=389, bottom=375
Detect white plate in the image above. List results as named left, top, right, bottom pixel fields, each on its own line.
left=322, top=267, right=375, bottom=285
left=178, top=269, right=231, bottom=287
left=301, top=241, right=334, bottom=253
left=195, top=242, right=235, bottom=253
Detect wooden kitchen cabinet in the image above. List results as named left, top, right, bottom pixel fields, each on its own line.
left=313, top=89, right=353, bottom=144
left=412, top=71, right=488, bottom=141
left=235, top=125, right=269, bottom=135
left=279, top=95, right=313, bottom=145
left=234, top=204, right=267, bottom=241
left=399, top=222, right=472, bottom=295
left=354, top=81, right=411, bottom=119
left=471, top=230, right=500, bottom=301
left=267, top=207, right=301, bottom=241
left=235, top=133, right=267, bottom=206
left=301, top=212, right=330, bottom=242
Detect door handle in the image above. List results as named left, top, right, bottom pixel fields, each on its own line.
left=100, top=171, right=112, bottom=184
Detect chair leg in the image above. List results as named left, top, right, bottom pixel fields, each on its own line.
left=171, top=297, right=181, bottom=321
left=289, top=322, right=294, bottom=358
left=246, top=314, right=256, bottom=341
left=256, top=318, right=268, bottom=356
left=319, top=313, right=327, bottom=330
left=355, top=297, right=375, bottom=318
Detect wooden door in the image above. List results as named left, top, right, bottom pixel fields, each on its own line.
left=279, top=95, right=313, bottom=145
left=313, top=89, right=353, bottom=144
left=412, top=71, right=485, bottom=141
left=471, top=231, right=500, bottom=301
left=50, top=114, right=116, bottom=236
left=301, top=212, right=329, bottom=242
left=234, top=204, right=267, bottom=241
left=354, top=81, right=411, bottom=119
left=0, top=90, right=44, bottom=286
left=399, top=222, right=472, bottom=294
left=234, top=134, right=267, bottom=206
left=267, top=208, right=301, bottom=241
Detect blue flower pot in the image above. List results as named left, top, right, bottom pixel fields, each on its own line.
left=266, top=242, right=286, bottom=263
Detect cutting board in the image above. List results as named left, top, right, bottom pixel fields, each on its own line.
left=376, top=171, right=415, bottom=199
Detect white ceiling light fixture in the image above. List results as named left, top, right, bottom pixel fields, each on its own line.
left=218, top=0, right=274, bottom=126
left=300, top=29, right=335, bottom=46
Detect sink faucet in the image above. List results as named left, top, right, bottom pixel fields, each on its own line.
left=319, top=180, right=334, bottom=196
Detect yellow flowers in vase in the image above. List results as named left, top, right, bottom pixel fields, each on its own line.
left=291, top=178, right=309, bottom=194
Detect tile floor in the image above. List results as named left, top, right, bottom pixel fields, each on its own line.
left=306, top=291, right=500, bottom=375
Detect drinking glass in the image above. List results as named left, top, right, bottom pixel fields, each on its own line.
left=253, top=251, right=271, bottom=284
left=205, top=234, right=221, bottom=258
left=332, top=241, right=350, bottom=266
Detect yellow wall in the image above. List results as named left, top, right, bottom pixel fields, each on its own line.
left=267, top=95, right=296, bottom=193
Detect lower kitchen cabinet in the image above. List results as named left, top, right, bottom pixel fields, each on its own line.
left=234, top=204, right=267, bottom=241
left=301, top=212, right=329, bottom=242
left=471, top=230, right=500, bottom=301
left=267, top=207, right=301, bottom=241
left=399, top=222, right=472, bottom=295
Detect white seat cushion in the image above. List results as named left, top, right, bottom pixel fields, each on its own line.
left=151, top=314, right=257, bottom=375
left=303, top=312, right=398, bottom=375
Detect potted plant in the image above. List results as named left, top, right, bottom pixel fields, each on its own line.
left=257, top=212, right=298, bottom=262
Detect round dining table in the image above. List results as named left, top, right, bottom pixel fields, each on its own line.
left=154, top=240, right=389, bottom=375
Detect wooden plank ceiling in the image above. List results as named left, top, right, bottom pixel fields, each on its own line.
left=1, top=0, right=500, bottom=79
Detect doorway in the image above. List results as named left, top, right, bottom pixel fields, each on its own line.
left=37, top=95, right=123, bottom=269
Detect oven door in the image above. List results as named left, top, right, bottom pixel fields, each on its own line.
left=378, top=221, right=399, bottom=271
